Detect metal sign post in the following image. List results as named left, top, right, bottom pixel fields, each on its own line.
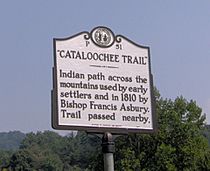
left=102, top=132, right=115, bottom=171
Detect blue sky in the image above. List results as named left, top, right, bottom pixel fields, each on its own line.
left=0, top=1, right=210, bottom=133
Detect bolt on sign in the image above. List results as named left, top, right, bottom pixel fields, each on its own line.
left=52, top=26, right=157, bottom=134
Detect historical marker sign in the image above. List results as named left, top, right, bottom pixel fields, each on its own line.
left=52, top=26, right=156, bottom=133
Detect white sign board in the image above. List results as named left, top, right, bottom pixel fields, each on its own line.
left=52, top=26, right=156, bottom=133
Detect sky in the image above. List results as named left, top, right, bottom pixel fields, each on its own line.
left=0, top=1, right=210, bottom=133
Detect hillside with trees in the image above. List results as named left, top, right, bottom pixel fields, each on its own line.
left=0, top=131, right=25, bottom=151
left=1, top=90, right=210, bottom=170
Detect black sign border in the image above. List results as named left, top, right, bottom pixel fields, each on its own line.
left=52, top=26, right=157, bottom=134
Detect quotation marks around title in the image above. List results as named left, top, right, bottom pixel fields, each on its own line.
left=52, top=26, right=156, bottom=134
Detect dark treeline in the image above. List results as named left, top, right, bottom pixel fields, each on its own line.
left=0, top=131, right=102, bottom=171
left=1, top=90, right=210, bottom=170
left=0, top=131, right=25, bottom=151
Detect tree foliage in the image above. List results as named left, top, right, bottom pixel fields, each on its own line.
left=114, top=90, right=210, bottom=171
left=7, top=131, right=101, bottom=171
left=0, top=131, right=25, bottom=150
left=203, top=125, right=210, bottom=146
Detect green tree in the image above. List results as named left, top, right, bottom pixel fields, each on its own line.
left=61, top=131, right=102, bottom=170
left=9, top=131, right=102, bottom=170
left=115, top=90, right=210, bottom=171
left=0, top=131, right=25, bottom=150
left=10, top=145, right=63, bottom=171
left=0, top=150, right=14, bottom=169
left=203, top=125, right=210, bottom=146
left=10, top=131, right=65, bottom=171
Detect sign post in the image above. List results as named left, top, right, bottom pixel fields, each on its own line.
left=102, top=132, right=115, bottom=171
left=52, top=26, right=156, bottom=170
